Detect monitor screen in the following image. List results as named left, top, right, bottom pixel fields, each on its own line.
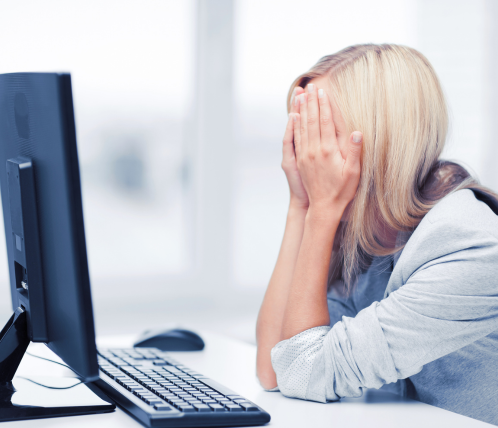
left=0, top=72, right=99, bottom=382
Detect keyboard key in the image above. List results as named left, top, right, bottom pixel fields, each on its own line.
left=140, top=394, right=157, bottom=399
left=128, top=385, right=144, bottom=391
left=165, top=368, right=183, bottom=374
left=144, top=398, right=163, bottom=405
left=239, top=402, right=259, bottom=411
left=193, top=404, right=211, bottom=412
left=208, top=403, right=226, bottom=412
left=178, top=405, right=195, bottom=413
left=154, top=404, right=172, bottom=411
left=225, top=403, right=243, bottom=412
left=160, top=394, right=176, bottom=400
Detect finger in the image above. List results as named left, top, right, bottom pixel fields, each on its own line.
left=317, top=88, right=337, bottom=149
left=306, top=83, right=320, bottom=150
left=329, top=93, right=349, bottom=158
left=292, top=113, right=302, bottom=157
left=282, top=114, right=296, bottom=161
left=290, top=87, right=304, bottom=114
left=344, top=131, right=363, bottom=174
left=298, top=93, right=308, bottom=151
left=330, top=94, right=348, bottom=137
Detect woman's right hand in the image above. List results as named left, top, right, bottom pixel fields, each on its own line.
left=282, top=86, right=309, bottom=210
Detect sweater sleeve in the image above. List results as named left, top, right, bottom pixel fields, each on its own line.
left=270, top=219, right=498, bottom=402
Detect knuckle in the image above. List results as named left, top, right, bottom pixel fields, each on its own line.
left=345, top=164, right=360, bottom=177
left=321, top=146, right=332, bottom=157
left=307, top=114, right=318, bottom=126
left=320, top=114, right=331, bottom=126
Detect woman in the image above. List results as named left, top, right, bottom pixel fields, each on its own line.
left=256, top=44, right=498, bottom=425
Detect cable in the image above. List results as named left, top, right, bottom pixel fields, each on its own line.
left=17, top=376, right=83, bottom=390
left=23, top=351, right=84, bottom=389
left=25, top=351, right=72, bottom=370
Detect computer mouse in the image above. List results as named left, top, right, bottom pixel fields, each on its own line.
left=134, top=328, right=205, bottom=352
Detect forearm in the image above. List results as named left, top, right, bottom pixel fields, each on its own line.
left=281, top=207, right=341, bottom=340
left=256, top=201, right=307, bottom=388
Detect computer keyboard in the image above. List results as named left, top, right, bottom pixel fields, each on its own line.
left=96, top=347, right=271, bottom=427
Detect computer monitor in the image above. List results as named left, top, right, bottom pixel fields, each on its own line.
left=0, top=72, right=114, bottom=420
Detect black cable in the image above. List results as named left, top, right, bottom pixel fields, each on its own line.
left=25, top=351, right=72, bottom=370
left=23, top=351, right=84, bottom=389
left=17, top=376, right=83, bottom=390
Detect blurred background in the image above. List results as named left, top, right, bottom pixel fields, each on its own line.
left=0, top=0, right=497, bottom=344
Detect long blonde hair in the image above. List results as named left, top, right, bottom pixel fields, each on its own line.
left=288, top=44, right=497, bottom=290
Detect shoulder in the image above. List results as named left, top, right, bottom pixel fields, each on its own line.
left=388, top=189, right=498, bottom=292
left=411, top=188, right=498, bottom=246
left=423, top=188, right=498, bottom=236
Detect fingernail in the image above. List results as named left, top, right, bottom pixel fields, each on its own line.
left=318, top=88, right=324, bottom=99
left=300, top=94, right=306, bottom=104
left=352, top=132, right=362, bottom=143
left=292, top=115, right=297, bottom=122
left=294, top=96, right=299, bottom=106
left=308, top=83, right=315, bottom=93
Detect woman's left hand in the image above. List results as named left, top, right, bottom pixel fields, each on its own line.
left=291, top=84, right=363, bottom=216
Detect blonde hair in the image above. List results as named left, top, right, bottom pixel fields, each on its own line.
left=288, top=44, right=497, bottom=290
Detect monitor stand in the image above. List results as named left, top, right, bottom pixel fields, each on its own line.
left=0, top=307, right=115, bottom=422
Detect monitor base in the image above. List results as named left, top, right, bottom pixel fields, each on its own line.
left=0, top=308, right=115, bottom=421
left=0, top=377, right=115, bottom=422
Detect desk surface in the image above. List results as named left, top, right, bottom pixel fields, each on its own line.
left=6, top=331, right=492, bottom=428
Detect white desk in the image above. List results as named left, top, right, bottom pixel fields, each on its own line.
left=5, top=331, right=491, bottom=428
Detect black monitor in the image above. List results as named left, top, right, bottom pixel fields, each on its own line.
left=0, top=73, right=115, bottom=420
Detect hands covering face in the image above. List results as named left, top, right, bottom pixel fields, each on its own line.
left=282, top=83, right=363, bottom=215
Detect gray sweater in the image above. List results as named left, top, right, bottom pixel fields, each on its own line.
left=270, top=189, right=498, bottom=426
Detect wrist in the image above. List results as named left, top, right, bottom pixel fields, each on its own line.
left=306, top=204, right=343, bottom=226
left=289, top=197, right=309, bottom=213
